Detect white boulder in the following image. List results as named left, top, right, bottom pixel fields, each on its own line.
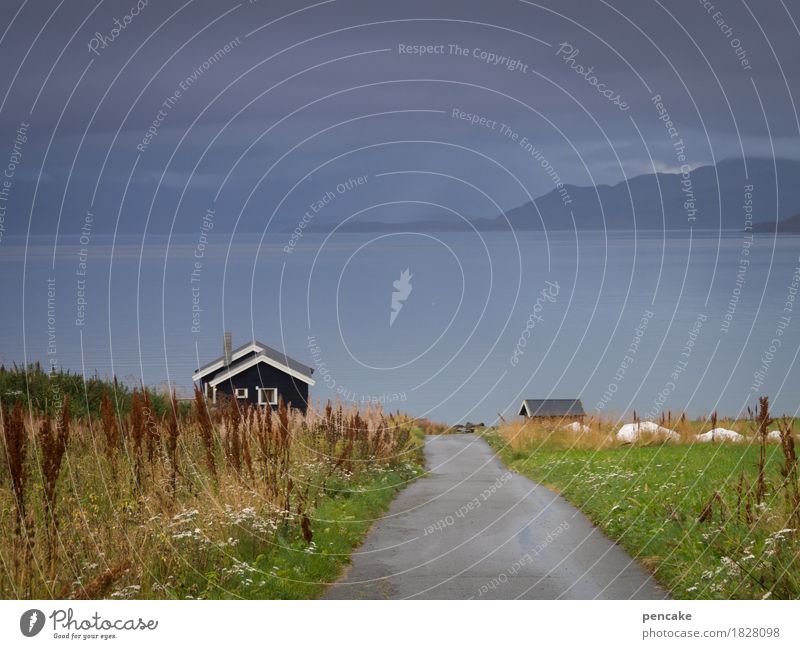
left=767, top=430, right=784, bottom=442
left=617, top=421, right=679, bottom=442
left=695, top=428, right=744, bottom=443
left=564, top=421, right=591, bottom=433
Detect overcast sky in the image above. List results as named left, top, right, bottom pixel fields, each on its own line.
left=1, top=0, right=799, bottom=235
left=3, top=1, right=800, bottom=421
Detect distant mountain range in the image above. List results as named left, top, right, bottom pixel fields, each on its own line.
left=752, top=212, right=800, bottom=232
left=307, top=157, right=800, bottom=233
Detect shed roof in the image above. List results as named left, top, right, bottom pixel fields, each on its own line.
left=519, top=399, right=585, bottom=418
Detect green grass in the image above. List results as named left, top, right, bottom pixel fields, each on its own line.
left=0, top=362, right=165, bottom=418
left=163, top=427, right=426, bottom=599
left=154, top=464, right=421, bottom=599
left=484, top=431, right=799, bottom=599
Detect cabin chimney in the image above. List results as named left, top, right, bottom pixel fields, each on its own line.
left=223, top=332, right=232, bottom=366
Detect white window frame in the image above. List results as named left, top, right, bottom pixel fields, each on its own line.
left=234, top=387, right=249, bottom=399
left=258, top=387, right=278, bottom=406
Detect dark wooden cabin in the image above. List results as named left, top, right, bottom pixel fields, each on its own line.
left=518, top=398, right=585, bottom=421
left=192, top=333, right=314, bottom=413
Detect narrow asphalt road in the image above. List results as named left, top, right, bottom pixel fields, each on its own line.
left=326, top=434, right=667, bottom=599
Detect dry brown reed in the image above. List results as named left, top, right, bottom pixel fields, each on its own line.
left=2, top=401, right=28, bottom=539
left=99, top=392, right=119, bottom=459
left=2, top=400, right=35, bottom=595
left=142, top=389, right=160, bottom=465
left=754, top=396, right=773, bottom=504
left=777, top=417, right=799, bottom=527
left=193, top=386, right=217, bottom=478
left=1, top=392, right=416, bottom=598
left=164, top=392, right=180, bottom=498
left=38, top=396, right=70, bottom=569
left=60, top=560, right=131, bottom=600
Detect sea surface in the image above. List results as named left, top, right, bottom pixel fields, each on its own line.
left=1, top=229, right=799, bottom=424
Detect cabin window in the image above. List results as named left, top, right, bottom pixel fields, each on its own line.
left=234, top=388, right=248, bottom=399
left=258, top=387, right=277, bottom=406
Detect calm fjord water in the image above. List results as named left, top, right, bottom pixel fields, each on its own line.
left=2, top=229, right=798, bottom=423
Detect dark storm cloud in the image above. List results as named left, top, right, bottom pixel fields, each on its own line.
left=0, top=0, right=798, bottom=236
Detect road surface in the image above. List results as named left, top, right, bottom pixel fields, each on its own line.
left=326, top=434, right=668, bottom=599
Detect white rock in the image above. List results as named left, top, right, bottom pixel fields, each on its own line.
left=695, top=428, right=744, bottom=443
left=767, top=430, right=783, bottom=442
left=617, top=421, right=679, bottom=442
left=564, top=421, right=591, bottom=433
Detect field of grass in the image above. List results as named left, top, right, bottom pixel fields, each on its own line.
left=0, top=370, right=424, bottom=599
left=485, top=407, right=800, bottom=599
left=160, top=466, right=418, bottom=599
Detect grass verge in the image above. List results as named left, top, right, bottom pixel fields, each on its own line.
left=484, top=427, right=799, bottom=599
left=169, top=464, right=421, bottom=599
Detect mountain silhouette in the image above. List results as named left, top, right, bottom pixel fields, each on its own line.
left=488, top=157, right=800, bottom=231
left=752, top=211, right=800, bottom=232
left=313, top=158, right=800, bottom=233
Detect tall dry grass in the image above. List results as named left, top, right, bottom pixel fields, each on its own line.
left=495, top=410, right=786, bottom=452
left=0, top=392, right=418, bottom=599
left=497, top=417, right=616, bottom=452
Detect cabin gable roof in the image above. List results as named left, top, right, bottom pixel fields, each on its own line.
left=193, top=340, right=314, bottom=385
left=519, top=398, right=585, bottom=418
